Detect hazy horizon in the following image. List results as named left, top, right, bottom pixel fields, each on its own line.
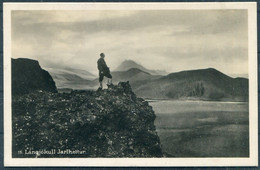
left=12, top=10, right=248, bottom=78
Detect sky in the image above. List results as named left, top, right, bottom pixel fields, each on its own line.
left=11, top=10, right=248, bottom=77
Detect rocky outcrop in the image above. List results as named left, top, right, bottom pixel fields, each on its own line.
left=12, top=82, right=163, bottom=158
left=12, top=58, right=57, bottom=95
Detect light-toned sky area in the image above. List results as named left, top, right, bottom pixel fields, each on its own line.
left=12, top=10, right=248, bottom=76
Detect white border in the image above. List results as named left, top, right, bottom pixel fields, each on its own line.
left=3, top=2, right=258, bottom=167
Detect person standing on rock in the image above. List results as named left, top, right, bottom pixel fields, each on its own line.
left=97, top=53, right=113, bottom=90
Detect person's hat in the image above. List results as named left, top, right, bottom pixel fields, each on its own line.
left=100, top=53, right=105, bottom=57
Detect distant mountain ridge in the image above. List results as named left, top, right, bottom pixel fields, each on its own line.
left=111, top=68, right=162, bottom=83
left=44, top=67, right=96, bottom=90
left=27, top=59, right=248, bottom=101
left=114, top=60, right=168, bottom=75
left=131, top=68, right=248, bottom=101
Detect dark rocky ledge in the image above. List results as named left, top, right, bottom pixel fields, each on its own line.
left=12, top=58, right=57, bottom=96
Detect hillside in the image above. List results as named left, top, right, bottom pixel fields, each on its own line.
left=115, top=60, right=168, bottom=75
left=132, top=68, right=248, bottom=101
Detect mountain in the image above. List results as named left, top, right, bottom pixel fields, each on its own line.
left=115, top=60, right=168, bottom=75
left=44, top=67, right=97, bottom=90
left=63, top=67, right=96, bottom=80
left=12, top=82, right=163, bottom=158
left=12, top=58, right=57, bottom=95
left=131, top=68, right=248, bottom=101
left=83, top=67, right=248, bottom=101
left=89, top=68, right=162, bottom=89
left=111, top=68, right=161, bottom=84
left=230, top=73, right=248, bottom=79
left=31, top=57, right=248, bottom=101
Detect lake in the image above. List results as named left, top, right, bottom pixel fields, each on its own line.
left=149, top=100, right=249, bottom=157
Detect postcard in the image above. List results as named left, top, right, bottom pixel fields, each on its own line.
left=3, top=2, right=258, bottom=166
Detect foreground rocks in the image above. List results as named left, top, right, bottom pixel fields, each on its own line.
left=12, top=82, right=163, bottom=158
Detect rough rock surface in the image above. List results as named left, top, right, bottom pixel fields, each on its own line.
left=12, top=58, right=57, bottom=95
left=12, top=82, right=163, bottom=158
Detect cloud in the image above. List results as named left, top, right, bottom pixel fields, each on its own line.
left=12, top=10, right=247, bottom=37
left=11, top=9, right=248, bottom=76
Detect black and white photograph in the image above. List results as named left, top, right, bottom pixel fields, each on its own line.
left=4, top=2, right=258, bottom=167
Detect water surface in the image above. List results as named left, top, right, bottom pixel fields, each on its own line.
left=149, top=100, right=249, bottom=157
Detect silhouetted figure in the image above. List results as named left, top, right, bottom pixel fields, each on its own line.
left=97, top=53, right=112, bottom=90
